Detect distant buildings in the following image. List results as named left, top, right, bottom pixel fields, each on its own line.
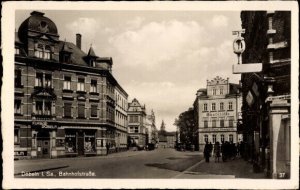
left=194, top=76, right=242, bottom=152
left=158, top=120, right=176, bottom=148
left=127, top=98, right=147, bottom=149
left=146, top=110, right=159, bottom=145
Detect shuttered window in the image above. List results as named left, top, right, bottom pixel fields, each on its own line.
left=64, top=103, right=72, bottom=117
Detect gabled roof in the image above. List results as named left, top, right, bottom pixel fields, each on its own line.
left=87, top=46, right=98, bottom=57
left=58, top=41, right=87, bottom=66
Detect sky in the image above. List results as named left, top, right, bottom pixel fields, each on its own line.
left=16, top=10, right=242, bottom=131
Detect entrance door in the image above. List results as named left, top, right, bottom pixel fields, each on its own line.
left=77, top=131, right=84, bottom=156
left=37, top=130, right=50, bottom=158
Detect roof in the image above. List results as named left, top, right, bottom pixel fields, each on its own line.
left=87, top=46, right=97, bottom=57
left=58, top=41, right=88, bottom=66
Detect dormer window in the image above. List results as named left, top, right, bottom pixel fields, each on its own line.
left=90, top=60, right=96, bottom=67
left=34, top=43, right=52, bottom=60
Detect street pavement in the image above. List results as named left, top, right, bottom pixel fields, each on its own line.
left=14, top=148, right=265, bottom=179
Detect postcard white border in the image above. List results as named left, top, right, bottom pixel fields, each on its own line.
left=2, top=1, right=299, bottom=189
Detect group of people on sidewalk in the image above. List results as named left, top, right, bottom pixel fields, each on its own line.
left=203, top=141, right=244, bottom=163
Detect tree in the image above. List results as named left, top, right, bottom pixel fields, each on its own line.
left=174, top=108, right=198, bottom=150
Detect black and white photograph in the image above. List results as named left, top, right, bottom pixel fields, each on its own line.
left=2, top=1, right=299, bottom=189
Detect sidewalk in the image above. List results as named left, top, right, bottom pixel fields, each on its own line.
left=190, top=156, right=266, bottom=179
left=14, top=149, right=146, bottom=175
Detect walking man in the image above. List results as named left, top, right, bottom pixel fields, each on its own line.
left=204, top=142, right=210, bottom=162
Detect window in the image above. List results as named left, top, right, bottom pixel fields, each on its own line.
left=203, top=103, right=208, bottom=111
left=91, top=104, right=98, bottom=117
left=228, top=102, right=233, bottom=110
left=35, top=101, right=51, bottom=115
left=77, top=78, right=85, bottom=91
left=229, top=134, right=233, bottom=142
left=204, top=120, right=208, bottom=128
left=35, top=73, right=43, bottom=87
left=213, top=89, right=216, bottom=95
left=220, top=119, right=224, bottom=127
left=204, top=135, right=208, bottom=143
left=14, top=129, right=20, bottom=144
left=63, top=76, right=71, bottom=90
left=64, top=102, right=72, bottom=118
left=228, top=116, right=234, bottom=127
left=78, top=104, right=85, bottom=118
left=90, top=80, right=97, bottom=93
left=220, top=102, right=224, bottom=111
left=45, top=74, right=52, bottom=88
left=130, top=127, right=134, bottom=133
left=221, top=134, right=224, bottom=143
left=212, top=118, right=217, bottom=127
left=15, top=70, right=22, bottom=87
left=15, top=48, right=20, bottom=55
left=134, top=127, right=139, bottom=133
left=34, top=44, right=52, bottom=59
left=212, top=103, right=216, bottom=111
left=220, top=87, right=223, bottom=95
left=212, top=135, right=216, bottom=143
left=14, top=100, right=22, bottom=114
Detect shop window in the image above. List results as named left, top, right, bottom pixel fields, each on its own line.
left=15, top=69, right=22, bottom=87
left=212, top=134, right=216, bottom=143
left=14, top=129, right=20, bottom=144
left=204, top=135, right=208, bottom=143
left=77, top=78, right=85, bottom=92
left=78, top=103, right=85, bottom=118
left=203, top=103, right=208, bottom=111
left=35, top=73, right=43, bottom=87
left=228, top=102, right=233, bottom=110
left=204, top=120, right=208, bottom=128
left=91, top=104, right=98, bottom=117
left=65, top=133, right=76, bottom=153
left=90, top=80, right=97, bottom=93
left=212, top=103, right=216, bottom=111
left=84, top=133, right=96, bottom=153
left=14, top=100, right=22, bottom=115
left=64, top=102, right=72, bottom=118
left=63, top=76, right=71, bottom=90
left=36, top=101, right=52, bottom=115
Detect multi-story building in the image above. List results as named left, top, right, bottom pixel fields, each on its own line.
left=158, top=121, right=176, bottom=148
left=194, top=76, right=242, bottom=152
left=14, top=11, right=127, bottom=159
left=146, top=110, right=158, bottom=145
left=240, top=11, right=291, bottom=178
left=127, top=98, right=147, bottom=149
left=114, top=84, right=128, bottom=152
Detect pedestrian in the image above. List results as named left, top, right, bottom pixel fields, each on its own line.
left=203, top=142, right=210, bottom=162
left=208, top=142, right=213, bottom=156
left=214, top=142, right=221, bottom=162
left=106, top=143, right=110, bottom=155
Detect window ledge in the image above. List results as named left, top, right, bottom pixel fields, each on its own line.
left=63, top=89, right=73, bottom=93
left=90, top=92, right=99, bottom=95
left=76, top=91, right=86, bottom=94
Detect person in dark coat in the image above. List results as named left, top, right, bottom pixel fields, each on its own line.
left=106, top=143, right=110, bottom=155
left=214, top=141, right=221, bottom=162
left=203, top=142, right=210, bottom=162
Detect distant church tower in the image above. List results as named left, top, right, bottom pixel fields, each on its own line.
left=160, top=120, right=166, bottom=131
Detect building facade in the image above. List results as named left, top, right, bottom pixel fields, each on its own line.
left=158, top=120, right=176, bottom=148
left=145, top=110, right=158, bottom=145
left=127, top=98, right=147, bottom=149
left=114, top=84, right=128, bottom=152
left=240, top=11, right=291, bottom=178
left=194, top=76, right=242, bottom=152
left=14, top=11, right=128, bottom=159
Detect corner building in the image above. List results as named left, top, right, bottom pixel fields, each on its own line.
left=14, top=11, right=128, bottom=158
left=194, top=76, right=242, bottom=152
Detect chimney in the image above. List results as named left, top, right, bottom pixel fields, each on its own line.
left=76, top=33, right=82, bottom=49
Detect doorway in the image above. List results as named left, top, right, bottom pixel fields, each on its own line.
left=77, top=131, right=84, bottom=156
left=37, top=130, right=50, bottom=158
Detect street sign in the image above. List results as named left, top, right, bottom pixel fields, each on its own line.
left=233, top=63, right=262, bottom=74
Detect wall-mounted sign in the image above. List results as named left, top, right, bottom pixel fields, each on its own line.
left=246, top=91, right=254, bottom=107
left=206, top=111, right=232, bottom=117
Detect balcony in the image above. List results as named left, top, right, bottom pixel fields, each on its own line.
left=32, top=113, right=56, bottom=121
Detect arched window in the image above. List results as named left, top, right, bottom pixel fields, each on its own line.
left=221, top=134, right=225, bottom=143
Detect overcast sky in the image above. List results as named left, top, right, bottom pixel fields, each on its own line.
left=16, top=10, right=242, bottom=131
